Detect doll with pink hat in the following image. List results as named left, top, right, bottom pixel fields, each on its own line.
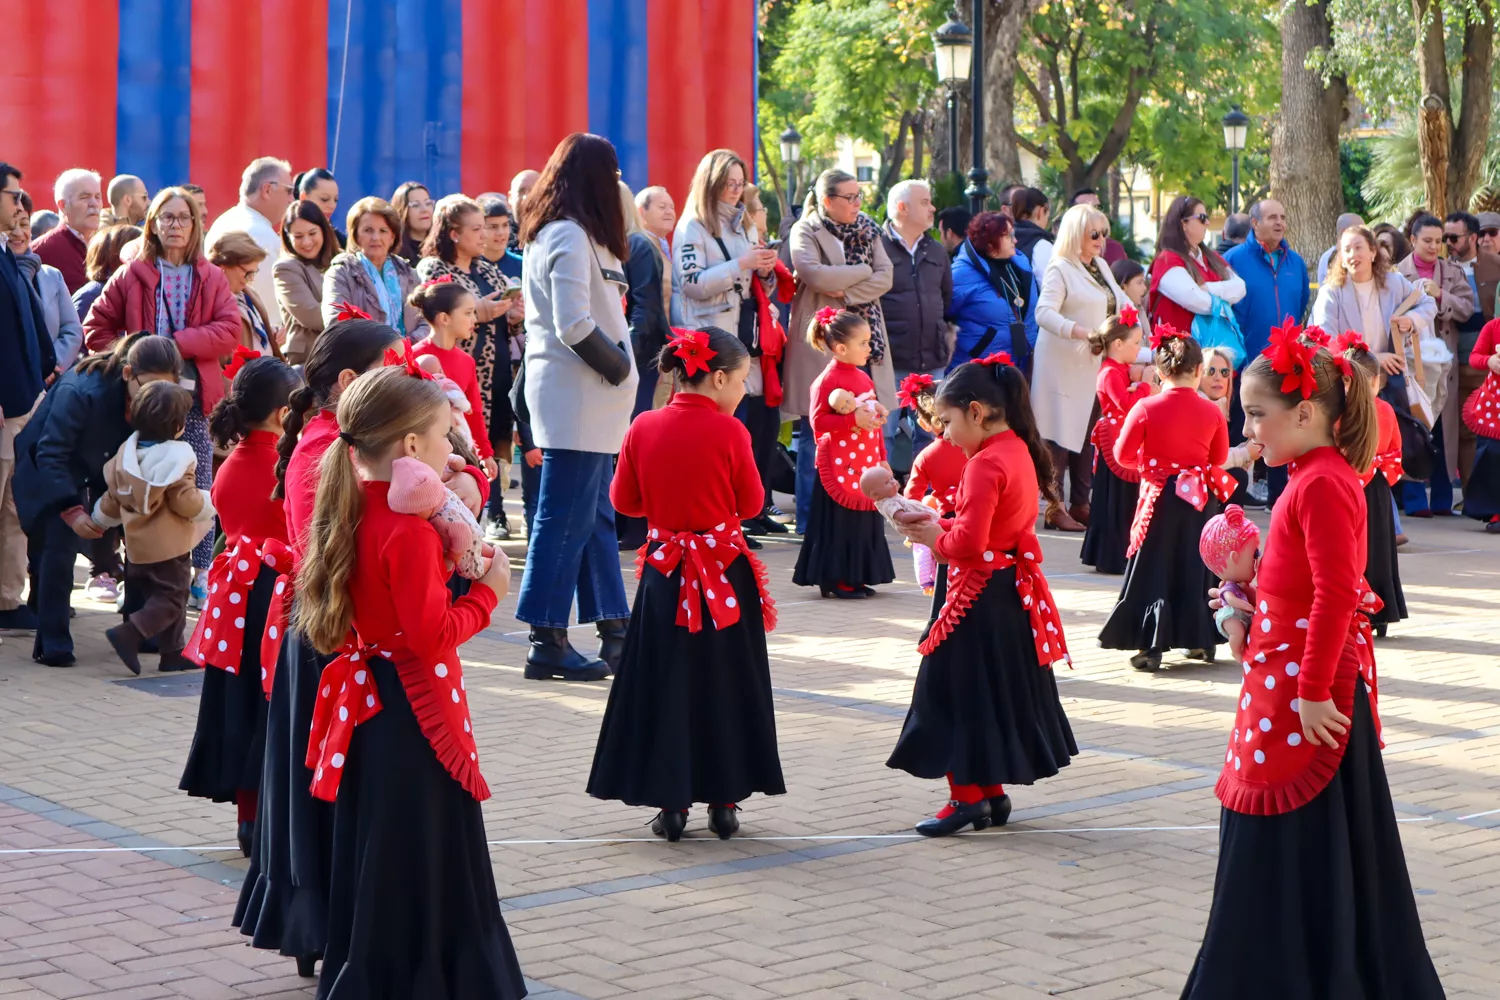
left=1198, top=504, right=1260, bottom=659
left=388, top=456, right=492, bottom=580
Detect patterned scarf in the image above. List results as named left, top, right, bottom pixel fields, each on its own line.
left=823, top=212, right=887, bottom=364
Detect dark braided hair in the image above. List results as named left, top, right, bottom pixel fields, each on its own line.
left=209, top=357, right=302, bottom=449
left=935, top=359, right=1059, bottom=503
left=272, top=318, right=400, bottom=500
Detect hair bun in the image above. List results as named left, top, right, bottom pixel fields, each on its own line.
left=1223, top=503, right=1245, bottom=526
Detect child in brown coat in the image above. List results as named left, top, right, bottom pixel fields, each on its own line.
left=92, top=381, right=215, bottom=674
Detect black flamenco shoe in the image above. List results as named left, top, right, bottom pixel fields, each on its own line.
left=650, top=809, right=688, bottom=842
left=987, top=794, right=1013, bottom=827
left=1129, top=650, right=1162, bottom=672
left=820, top=585, right=867, bottom=600
left=1187, top=647, right=1216, bottom=663
left=743, top=534, right=763, bottom=550
left=237, top=820, right=254, bottom=858
left=1375, top=623, right=1388, bottom=638
left=707, top=804, right=740, bottom=840
left=915, top=799, right=991, bottom=837
left=756, top=510, right=790, bottom=534
left=296, top=956, right=318, bottom=978
left=859, top=585, right=877, bottom=597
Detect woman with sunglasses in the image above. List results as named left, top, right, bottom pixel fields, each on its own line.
left=1146, top=196, right=1245, bottom=338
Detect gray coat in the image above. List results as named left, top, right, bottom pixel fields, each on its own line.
left=16, top=254, right=82, bottom=371
left=674, top=206, right=767, bottom=333
left=878, top=223, right=953, bottom=374
left=1309, top=270, right=1437, bottom=356
left=521, top=220, right=639, bottom=454
left=321, top=250, right=429, bottom=341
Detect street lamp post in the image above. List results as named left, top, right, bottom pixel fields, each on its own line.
left=964, top=0, right=990, bottom=214
left=1221, top=105, right=1249, bottom=216
left=932, top=9, right=973, bottom=181
left=780, top=125, right=802, bottom=211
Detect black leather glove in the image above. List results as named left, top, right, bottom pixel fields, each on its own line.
left=570, top=326, right=633, bottom=386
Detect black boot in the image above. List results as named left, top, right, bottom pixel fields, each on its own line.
left=237, top=820, right=255, bottom=858
left=650, top=809, right=688, bottom=842
left=707, top=804, right=740, bottom=840
left=295, top=956, right=318, bottom=978
left=914, top=798, right=992, bottom=837
left=106, top=622, right=144, bottom=675
left=595, top=618, right=629, bottom=675
left=1129, top=650, right=1162, bottom=672
left=524, top=627, right=609, bottom=681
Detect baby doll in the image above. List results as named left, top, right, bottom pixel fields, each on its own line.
left=860, top=465, right=937, bottom=528
left=1198, top=504, right=1260, bottom=659
left=387, top=455, right=491, bottom=579
left=828, top=387, right=881, bottom=421
left=416, top=354, right=477, bottom=452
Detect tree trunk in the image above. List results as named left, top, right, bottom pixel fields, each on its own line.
left=1270, top=0, right=1347, bottom=258
left=757, top=130, right=791, bottom=226
left=985, top=0, right=1028, bottom=188
left=1451, top=10, right=1494, bottom=212
left=1413, top=0, right=1453, bottom=214
left=878, top=112, right=913, bottom=206
left=910, top=110, right=927, bottom=180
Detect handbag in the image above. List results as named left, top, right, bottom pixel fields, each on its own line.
left=1190, top=295, right=1247, bottom=364
left=1390, top=288, right=1439, bottom=428
left=1379, top=379, right=1434, bottom=483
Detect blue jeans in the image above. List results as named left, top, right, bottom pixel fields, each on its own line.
left=1402, top=415, right=1454, bottom=513
left=795, top=417, right=816, bottom=534
left=514, top=446, right=542, bottom=537
left=515, top=449, right=629, bottom=628
left=1391, top=495, right=1403, bottom=534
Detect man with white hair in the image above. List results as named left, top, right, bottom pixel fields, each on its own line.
left=878, top=179, right=952, bottom=469
left=206, top=157, right=294, bottom=333
left=102, top=174, right=149, bottom=226
left=32, top=168, right=102, bottom=292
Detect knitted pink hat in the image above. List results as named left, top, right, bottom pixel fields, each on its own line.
left=1199, top=504, right=1260, bottom=576
left=387, top=456, right=447, bottom=518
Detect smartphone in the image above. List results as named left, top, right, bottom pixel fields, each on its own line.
left=500, top=287, right=523, bottom=302
left=765, top=239, right=783, bottom=251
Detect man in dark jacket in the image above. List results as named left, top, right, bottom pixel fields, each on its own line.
left=1, top=162, right=58, bottom=636
left=880, top=180, right=953, bottom=472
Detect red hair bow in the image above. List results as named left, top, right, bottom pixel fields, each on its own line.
left=1262, top=319, right=1318, bottom=399
left=1333, top=330, right=1369, bottom=354
left=222, top=345, right=260, bottom=382
left=1331, top=354, right=1354, bottom=380
left=1303, top=324, right=1331, bottom=348
left=896, top=372, right=935, bottom=409
left=667, top=328, right=717, bottom=377
left=976, top=351, right=1013, bottom=368
left=814, top=306, right=841, bottom=327
left=334, top=301, right=372, bottom=322
left=383, top=338, right=435, bottom=381
left=422, top=274, right=454, bottom=288
left=1149, top=323, right=1187, bottom=351
left=1118, top=304, right=1139, bottom=329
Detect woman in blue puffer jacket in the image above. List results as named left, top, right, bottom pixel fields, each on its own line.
left=947, top=211, right=1039, bottom=377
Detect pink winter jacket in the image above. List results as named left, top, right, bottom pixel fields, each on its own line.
left=82, top=257, right=241, bottom=413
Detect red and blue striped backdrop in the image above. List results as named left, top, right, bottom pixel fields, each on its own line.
left=3, top=0, right=756, bottom=218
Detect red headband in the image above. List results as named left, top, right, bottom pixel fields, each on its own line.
left=815, top=306, right=840, bottom=327
left=334, top=301, right=372, bottom=322
left=1149, top=323, right=1187, bottom=351
left=383, top=338, right=435, bottom=381
left=1262, top=320, right=1318, bottom=399
left=976, top=351, right=1013, bottom=368
left=1333, top=330, right=1370, bottom=354
left=896, top=372, right=936, bottom=409
left=222, top=345, right=260, bottom=382
left=666, top=328, right=716, bottom=377
left=1118, top=304, right=1139, bottom=329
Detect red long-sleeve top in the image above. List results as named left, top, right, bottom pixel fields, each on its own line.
left=212, top=430, right=289, bottom=550
left=412, top=340, right=494, bottom=459
left=1114, top=385, right=1229, bottom=473
left=611, top=392, right=763, bottom=530
left=933, top=431, right=1038, bottom=564
left=1096, top=357, right=1152, bottom=417
left=809, top=359, right=878, bottom=441
left=1471, top=318, right=1500, bottom=369
left=1375, top=398, right=1400, bottom=457
left=903, top=437, right=967, bottom=515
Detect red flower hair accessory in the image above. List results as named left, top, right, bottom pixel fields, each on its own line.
left=814, top=306, right=841, bottom=327
left=422, top=274, right=454, bottom=288
left=334, top=301, right=372, bottom=322
left=1149, top=323, right=1187, bottom=351
left=1333, top=330, right=1370, bottom=354
left=976, top=351, right=1013, bottom=368
left=1261, top=319, right=1318, bottom=399
left=667, top=328, right=717, bottom=377
left=1331, top=354, right=1354, bottom=380
left=1118, top=304, right=1139, bottom=329
left=382, top=338, right=435, bottom=381
left=222, top=345, right=260, bottom=382
left=896, top=372, right=936, bottom=409
left=1303, top=324, right=1331, bottom=348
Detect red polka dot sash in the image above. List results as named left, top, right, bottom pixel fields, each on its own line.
left=306, top=640, right=385, bottom=801
left=815, top=427, right=885, bottom=510
left=638, top=524, right=777, bottom=634
left=1128, top=464, right=1237, bottom=558
left=1358, top=449, right=1403, bottom=489
left=1091, top=401, right=1142, bottom=484
left=918, top=533, right=1070, bottom=669
left=1462, top=373, right=1500, bottom=438
left=186, top=536, right=274, bottom=673
left=257, top=540, right=295, bottom=697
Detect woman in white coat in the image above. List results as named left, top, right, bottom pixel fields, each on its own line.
left=1033, top=204, right=1126, bottom=531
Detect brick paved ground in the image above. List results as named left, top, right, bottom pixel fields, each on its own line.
left=2, top=498, right=1498, bottom=999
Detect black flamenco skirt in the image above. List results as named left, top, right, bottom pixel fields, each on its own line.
left=792, top=477, right=895, bottom=590
left=234, top=627, right=335, bottom=961
left=179, top=564, right=274, bottom=802
left=317, top=657, right=526, bottom=1000
left=587, top=551, right=785, bottom=810
left=1180, top=682, right=1445, bottom=1000
left=1099, top=481, right=1221, bottom=654
left=1463, top=434, right=1500, bottom=521
left=1080, top=461, right=1138, bottom=575
left=887, top=566, right=1077, bottom=787
left=1363, top=478, right=1407, bottom=625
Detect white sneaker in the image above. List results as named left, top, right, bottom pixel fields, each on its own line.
left=85, top=574, right=120, bottom=602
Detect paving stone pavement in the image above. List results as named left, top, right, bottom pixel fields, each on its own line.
left=1, top=498, right=1497, bottom=999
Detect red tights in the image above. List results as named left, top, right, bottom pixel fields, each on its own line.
left=935, top=775, right=1004, bottom=817
left=236, top=789, right=257, bottom=824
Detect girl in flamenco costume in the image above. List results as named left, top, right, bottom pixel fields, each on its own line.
left=897, top=373, right=967, bottom=599
left=886, top=354, right=1077, bottom=836
left=1462, top=317, right=1500, bottom=533
left=1080, top=304, right=1156, bottom=575
left=587, top=327, right=785, bottom=842
left=1181, top=328, right=1444, bottom=1000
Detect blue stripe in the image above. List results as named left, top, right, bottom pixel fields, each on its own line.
left=587, top=0, right=649, bottom=192
left=327, top=0, right=463, bottom=202
left=117, top=0, right=192, bottom=192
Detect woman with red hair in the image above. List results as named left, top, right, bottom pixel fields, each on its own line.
left=948, top=211, right=1038, bottom=376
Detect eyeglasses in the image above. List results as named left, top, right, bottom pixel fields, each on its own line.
left=157, top=213, right=193, bottom=229
left=724, top=179, right=745, bottom=193
left=830, top=191, right=864, bottom=205
left=1207, top=366, right=1232, bottom=378
left=1190, top=213, right=1210, bottom=224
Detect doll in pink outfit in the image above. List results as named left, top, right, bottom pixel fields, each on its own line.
left=415, top=354, right=477, bottom=453
left=1198, top=504, right=1260, bottom=659
left=387, top=455, right=491, bottom=579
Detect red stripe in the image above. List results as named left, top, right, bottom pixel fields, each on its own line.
left=700, top=0, right=754, bottom=167
left=524, top=0, right=590, bottom=173
left=191, top=0, right=263, bottom=219
left=647, top=0, right=707, bottom=209
left=3, top=2, right=117, bottom=196
left=462, top=0, right=528, bottom=194
left=260, top=0, right=327, bottom=180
